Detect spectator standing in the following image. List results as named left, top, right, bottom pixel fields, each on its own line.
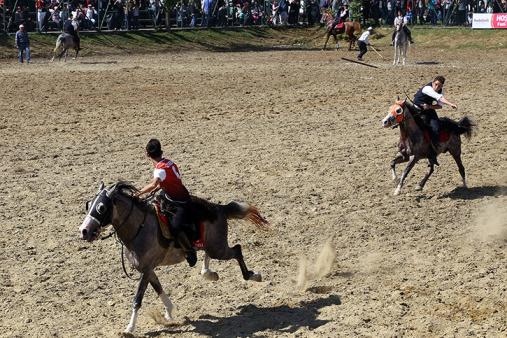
left=272, top=0, right=280, bottom=25
left=201, top=0, right=212, bottom=27
left=36, top=0, right=47, bottom=32
left=278, top=0, right=289, bottom=25
left=61, top=4, right=70, bottom=23
left=50, top=6, right=62, bottom=30
left=15, top=24, right=30, bottom=63
left=86, top=4, right=98, bottom=28
left=288, top=0, right=300, bottom=25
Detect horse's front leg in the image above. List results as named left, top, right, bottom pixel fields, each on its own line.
left=125, top=272, right=150, bottom=333
left=147, top=270, right=174, bottom=321
left=394, top=155, right=417, bottom=196
left=416, top=162, right=434, bottom=191
left=391, top=152, right=408, bottom=181
left=200, top=252, right=219, bottom=281
left=323, top=33, right=330, bottom=50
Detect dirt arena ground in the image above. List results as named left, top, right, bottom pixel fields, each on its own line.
left=1, top=44, right=506, bottom=337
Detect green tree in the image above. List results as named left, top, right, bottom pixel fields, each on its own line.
left=349, top=0, right=362, bottom=22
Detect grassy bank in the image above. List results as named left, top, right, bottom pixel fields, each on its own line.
left=0, top=26, right=505, bottom=59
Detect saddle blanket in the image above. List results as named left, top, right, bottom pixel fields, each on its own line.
left=154, top=202, right=205, bottom=249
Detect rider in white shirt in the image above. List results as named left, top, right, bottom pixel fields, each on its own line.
left=392, top=10, right=414, bottom=45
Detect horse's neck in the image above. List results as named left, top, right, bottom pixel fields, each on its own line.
left=111, top=195, right=146, bottom=245
left=400, top=112, right=423, bottom=145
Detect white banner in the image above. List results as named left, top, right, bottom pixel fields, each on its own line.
left=473, top=13, right=507, bottom=29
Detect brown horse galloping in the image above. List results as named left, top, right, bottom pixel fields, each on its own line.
left=321, top=11, right=362, bottom=51
left=382, top=98, right=476, bottom=196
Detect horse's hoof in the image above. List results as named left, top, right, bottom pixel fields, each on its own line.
left=393, top=188, right=401, bottom=196
left=123, top=326, right=135, bottom=335
left=164, top=311, right=173, bottom=321
left=201, top=270, right=219, bottom=281
left=415, top=185, right=423, bottom=191
left=248, top=273, right=262, bottom=282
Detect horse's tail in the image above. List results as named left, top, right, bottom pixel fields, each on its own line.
left=54, top=35, right=64, bottom=53
left=440, top=116, right=476, bottom=140
left=457, top=116, right=476, bottom=140
left=222, top=201, right=269, bottom=230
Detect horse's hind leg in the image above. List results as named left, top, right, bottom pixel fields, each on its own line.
left=451, top=147, right=467, bottom=188
left=58, top=49, right=66, bottom=61
left=200, top=252, right=219, bottom=281
left=148, top=271, right=175, bottom=321
left=125, top=272, right=150, bottom=333
left=206, top=244, right=261, bottom=282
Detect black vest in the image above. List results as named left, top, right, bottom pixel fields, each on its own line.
left=414, top=82, right=442, bottom=106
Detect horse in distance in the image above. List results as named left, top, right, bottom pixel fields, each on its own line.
left=321, top=10, right=361, bottom=51
left=51, top=33, right=81, bottom=62
left=393, top=20, right=409, bottom=65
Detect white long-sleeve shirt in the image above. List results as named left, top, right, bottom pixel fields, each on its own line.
left=422, top=85, right=444, bottom=105
left=358, top=31, right=370, bottom=44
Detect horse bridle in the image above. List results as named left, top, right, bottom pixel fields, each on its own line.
left=86, top=187, right=135, bottom=235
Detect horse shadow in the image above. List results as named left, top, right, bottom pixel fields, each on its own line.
left=145, top=294, right=341, bottom=337
left=440, top=185, right=507, bottom=200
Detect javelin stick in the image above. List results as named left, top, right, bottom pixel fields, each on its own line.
left=370, top=44, right=384, bottom=59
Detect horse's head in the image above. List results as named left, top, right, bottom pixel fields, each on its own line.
left=79, top=182, right=115, bottom=242
left=382, top=99, right=407, bottom=128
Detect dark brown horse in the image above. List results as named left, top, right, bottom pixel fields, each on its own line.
left=321, top=11, right=362, bottom=51
left=382, top=98, right=475, bottom=195
left=79, top=181, right=269, bottom=334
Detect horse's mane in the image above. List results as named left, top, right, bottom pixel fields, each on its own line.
left=110, top=181, right=153, bottom=212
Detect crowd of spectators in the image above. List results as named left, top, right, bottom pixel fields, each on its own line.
left=0, top=0, right=505, bottom=32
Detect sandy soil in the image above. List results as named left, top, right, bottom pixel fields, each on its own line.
left=1, top=46, right=506, bottom=337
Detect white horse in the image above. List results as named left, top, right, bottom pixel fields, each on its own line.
left=51, top=18, right=81, bottom=62
left=51, top=33, right=79, bottom=62
left=393, top=22, right=409, bottom=66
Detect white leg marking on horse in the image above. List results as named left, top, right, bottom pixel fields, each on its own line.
left=394, top=186, right=401, bottom=196
left=248, top=272, right=262, bottom=282
left=125, top=308, right=139, bottom=333
left=415, top=184, right=423, bottom=191
left=463, top=179, right=468, bottom=188
left=391, top=169, right=397, bottom=181
left=200, top=253, right=219, bottom=281
left=160, top=291, right=174, bottom=321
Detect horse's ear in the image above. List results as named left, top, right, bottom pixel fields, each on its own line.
left=98, top=181, right=105, bottom=193
left=396, top=95, right=400, bottom=101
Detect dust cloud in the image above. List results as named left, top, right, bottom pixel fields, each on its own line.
left=473, top=198, right=507, bottom=242
left=296, top=240, right=336, bottom=290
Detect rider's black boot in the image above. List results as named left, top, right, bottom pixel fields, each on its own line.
left=428, top=143, right=439, bottom=166
left=177, top=232, right=197, bottom=267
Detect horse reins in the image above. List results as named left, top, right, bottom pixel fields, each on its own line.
left=101, top=194, right=147, bottom=281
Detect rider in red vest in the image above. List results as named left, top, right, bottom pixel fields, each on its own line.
left=136, top=139, right=197, bottom=267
